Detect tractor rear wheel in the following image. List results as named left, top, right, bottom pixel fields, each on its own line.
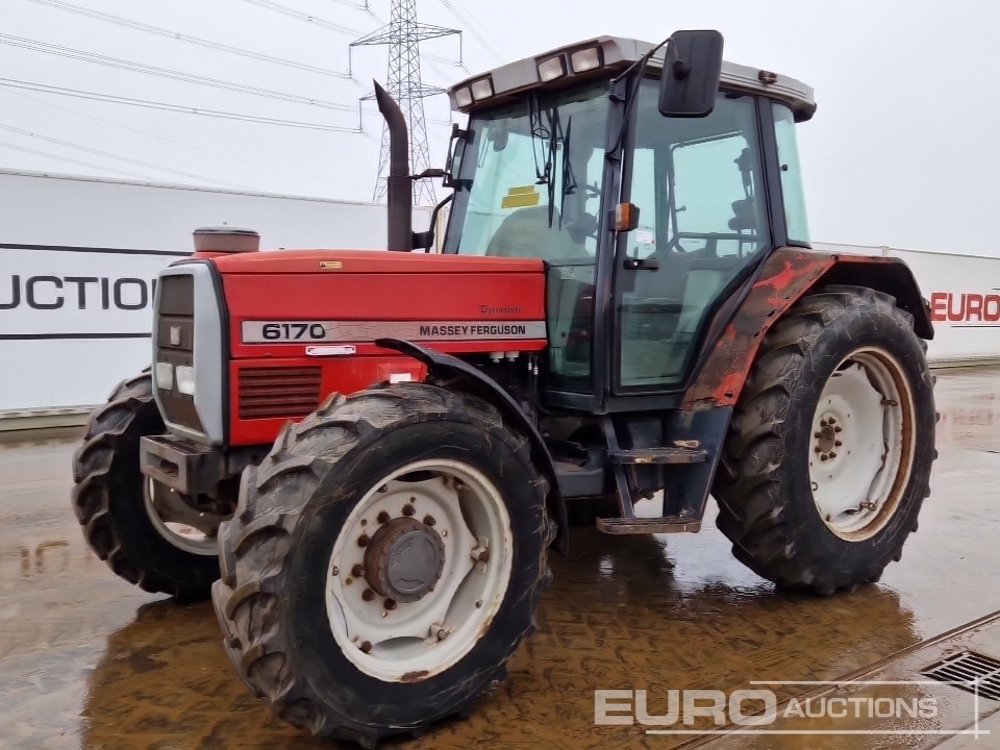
left=71, top=372, right=221, bottom=599
left=713, top=285, right=936, bottom=594
left=212, top=383, right=552, bottom=746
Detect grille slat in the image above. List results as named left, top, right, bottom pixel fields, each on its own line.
left=923, top=650, right=1000, bottom=701
left=238, top=367, right=322, bottom=420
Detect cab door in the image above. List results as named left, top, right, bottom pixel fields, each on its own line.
left=615, top=85, right=771, bottom=392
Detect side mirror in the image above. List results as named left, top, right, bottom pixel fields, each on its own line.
left=658, top=30, right=724, bottom=118
left=443, top=123, right=469, bottom=188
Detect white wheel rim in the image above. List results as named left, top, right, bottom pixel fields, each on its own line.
left=325, top=459, right=513, bottom=682
left=809, top=348, right=915, bottom=541
left=143, top=479, right=218, bottom=556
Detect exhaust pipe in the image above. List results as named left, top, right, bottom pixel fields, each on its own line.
left=374, top=81, right=412, bottom=251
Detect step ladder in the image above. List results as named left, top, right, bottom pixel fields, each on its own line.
left=595, top=415, right=707, bottom=535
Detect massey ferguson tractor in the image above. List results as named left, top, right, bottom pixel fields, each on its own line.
left=71, top=31, right=936, bottom=746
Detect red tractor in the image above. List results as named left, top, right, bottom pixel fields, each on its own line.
left=72, top=31, right=935, bottom=746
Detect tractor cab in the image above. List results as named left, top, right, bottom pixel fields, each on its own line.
left=441, top=35, right=815, bottom=408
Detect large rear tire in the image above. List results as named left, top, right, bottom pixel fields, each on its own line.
left=713, top=286, right=936, bottom=594
left=212, top=384, right=552, bottom=746
left=71, top=372, right=220, bottom=599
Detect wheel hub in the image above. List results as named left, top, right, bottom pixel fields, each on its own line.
left=364, top=517, right=445, bottom=603
left=814, top=414, right=842, bottom=459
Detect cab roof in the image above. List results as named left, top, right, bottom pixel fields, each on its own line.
left=448, top=35, right=816, bottom=122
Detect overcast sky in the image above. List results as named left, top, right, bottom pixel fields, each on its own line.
left=1, top=0, right=996, bottom=255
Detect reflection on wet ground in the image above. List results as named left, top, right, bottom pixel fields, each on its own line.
left=1, top=368, right=999, bottom=749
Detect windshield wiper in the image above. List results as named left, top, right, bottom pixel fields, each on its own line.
left=529, top=96, right=577, bottom=229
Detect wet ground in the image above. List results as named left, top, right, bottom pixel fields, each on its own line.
left=1, top=368, right=999, bottom=749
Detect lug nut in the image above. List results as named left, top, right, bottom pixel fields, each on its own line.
left=437, top=629, right=448, bottom=641
left=360, top=641, right=373, bottom=653
left=478, top=550, right=490, bottom=563
left=423, top=515, right=436, bottom=526
left=351, top=564, right=364, bottom=578
left=820, top=455, right=829, bottom=462
left=814, top=446, right=822, bottom=453
left=402, top=505, right=415, bottom=517
left=357, top=534, right=370, bottom=547
left=814, top=431, right=822, bottom=439
left=828, top=417, right=837, bottom=425
left=834, top=440, right=843, bottom=447
left=829, top=451, right=837, bottom=458
left=362, top=588, right=375, bottom=602
left=377, top=511, right=390, bottom=524
left=834, top=426, right=843, bottom=433
left=384, top=598, right=397, bottom=610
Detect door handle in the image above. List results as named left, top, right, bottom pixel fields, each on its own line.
left=623, top=257, right=660, bottom=271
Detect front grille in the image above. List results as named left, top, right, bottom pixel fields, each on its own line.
left=922, top=650, right=1000, bottom=701
left=239, top=367, right=322, bottom=420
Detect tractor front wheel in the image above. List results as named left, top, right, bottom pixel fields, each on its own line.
left=212, top=384, right=552, bottom=746
left=71, top=372, right=221, bottom=599
left=713, top=285, right=936, bottom=594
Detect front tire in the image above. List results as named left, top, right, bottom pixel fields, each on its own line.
left=212, top=384, right=552, bottom=746
left=713, top=286, right=936, bottom=594
left=70, top=372, right=220, bottom=599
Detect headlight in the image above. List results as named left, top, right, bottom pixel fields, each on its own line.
left=175, top=365, right=195, bottom=395
left=570, top=47, right=603, bottom=73
left=537, top=55, right=566, bottom=82
left=454, top=86, right=473, bottom=108
left=470, top=76, right=494, bottom=100
left=155, top=362, right=174, bottom=390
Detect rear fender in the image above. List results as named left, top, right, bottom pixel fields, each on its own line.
left=375, top=338, right=568, bottom=553
left=683, top=248, right=934, bottom=409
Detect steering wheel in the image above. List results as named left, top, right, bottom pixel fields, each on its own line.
left=664, top=231, right=759, bottom=255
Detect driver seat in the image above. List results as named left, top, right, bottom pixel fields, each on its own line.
left=486, top=205, right=588, bottom=261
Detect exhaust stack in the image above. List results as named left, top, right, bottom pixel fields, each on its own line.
left=374, top=81, right=412, bottom=251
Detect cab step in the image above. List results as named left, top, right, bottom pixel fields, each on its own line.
left=607, top=446, right=708, bottom=465
left=596, top=517, right=702, bottom=534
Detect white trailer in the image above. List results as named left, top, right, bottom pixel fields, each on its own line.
left=0, top=168, right=433, bottom=425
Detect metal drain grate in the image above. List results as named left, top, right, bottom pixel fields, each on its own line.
left=922, top=651, right=1000, bottom=701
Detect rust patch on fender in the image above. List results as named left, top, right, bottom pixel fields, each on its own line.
left=682, top=248, right=835, bottom=409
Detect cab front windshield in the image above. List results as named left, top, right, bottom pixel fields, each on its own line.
left=443, top=81, right=610, bottom=260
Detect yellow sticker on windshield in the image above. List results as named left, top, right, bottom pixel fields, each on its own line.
left=501, top=185, right=540, bottom=208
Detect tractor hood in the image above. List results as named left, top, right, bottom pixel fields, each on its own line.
left=206, top=248, right=544, bottom=275
left=202, top=249, right=549, bottom=362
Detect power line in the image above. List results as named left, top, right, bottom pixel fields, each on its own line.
left=239, top=0, right=362, bottom=35
left=2, top=88, right=324, bottom=180
left=0, top=140, right=148, bottom=179
left=436, top=0, right=506, bottom=63
left=20, top=0, right=355, bottom=80
left=0, top=123, right=254, bottom=188
left=0, top=34, right=358, bottom=113
left=0, top=77, right=364, bottom=132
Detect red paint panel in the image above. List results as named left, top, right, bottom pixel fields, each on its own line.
left=229, top=356, right=428, bottom=445
left=212, top=249, right=545, bottom=275
left=223, top=270, right=547, bottom=359
left=682, top=248, right=835, bottom=409
left=682, top=249, right=921, bottom=409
